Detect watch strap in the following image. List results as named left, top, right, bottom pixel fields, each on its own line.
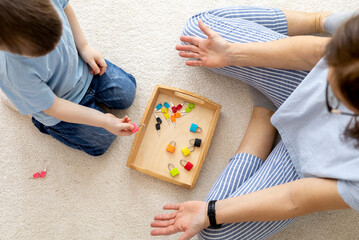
left=207, top=200, right=222, bottom=229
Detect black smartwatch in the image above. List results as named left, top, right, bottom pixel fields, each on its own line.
left=207, top=200, right=222, bottom=229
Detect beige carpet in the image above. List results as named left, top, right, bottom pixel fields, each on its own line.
left=1, top=0, right=358, bottom=239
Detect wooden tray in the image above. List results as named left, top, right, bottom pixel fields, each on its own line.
left=127, top=85, right=221, bottom=189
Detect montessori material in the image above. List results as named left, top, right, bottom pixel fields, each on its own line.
left=127, top=85, right=221, bottom=189
left=168, top=163, right=179, bottom=177
left=190, top=138, right=202, bottom=147
left=182, top=146, right=195, bottom=157
left=132, top=123, right=146, bottom=134
left=166, top=141, right=176, bottom=153
left=190, top=123, right=202, bottom=133
left=180, top=159, right=194, bottom=171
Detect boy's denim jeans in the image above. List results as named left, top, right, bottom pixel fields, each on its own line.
left=32, top=60, right=136, bottom=156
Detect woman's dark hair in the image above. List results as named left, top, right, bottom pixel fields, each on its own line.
left=0, top=0, right=62, bottom=57
left=326, top=14, right=359, bottom=147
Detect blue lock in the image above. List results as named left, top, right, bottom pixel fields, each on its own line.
left=190, top=123, right=202, bottom=133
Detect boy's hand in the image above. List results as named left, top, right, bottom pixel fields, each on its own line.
left=104, top=113, right=134, bottom=136
left=79, top=44, right=107, bottom=76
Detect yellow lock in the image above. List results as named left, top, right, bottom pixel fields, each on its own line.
left=181, top=146, right=195, bottom=156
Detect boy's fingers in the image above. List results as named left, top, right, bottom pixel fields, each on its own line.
left=89, top=60, right=100, bottom=74
left=97, top=58, right=107, bottom=76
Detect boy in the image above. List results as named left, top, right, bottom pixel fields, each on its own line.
left=0, top=0, right=137, bottom=156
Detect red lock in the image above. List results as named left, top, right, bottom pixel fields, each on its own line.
left=180, top=159, right=193, bottom=171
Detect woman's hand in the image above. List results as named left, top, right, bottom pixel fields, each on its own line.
left=176, top=20, right=231, bottom=68
left=104, top=113, right=134, bottom=136
left=79, top=44, right=107, bottom=76
left=151, top=201, right=209, bottom=240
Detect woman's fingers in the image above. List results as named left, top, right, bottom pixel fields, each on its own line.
left=176, top=44, right=200, bottom=53
left=150, top=219, right=175, bottom=228
left=163, top=204, right=180, bottom=210
left=154, top=211, right=177, bottom=221
left=198, top=20, right=215, bottom=38
left=179, top=36, right=202, bottom=45
left=179, top=52, right=200, bottom=59
left=150, top=225, right=178, bottom=236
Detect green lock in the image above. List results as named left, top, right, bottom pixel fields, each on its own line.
left=188, top=103, right=195, bottom=109
left=185, top=107, right=192, bottom=113
left=168, top=163, right=179, bottom=177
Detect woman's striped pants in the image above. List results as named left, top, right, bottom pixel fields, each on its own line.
left=182, top=6, right=310, bottom=240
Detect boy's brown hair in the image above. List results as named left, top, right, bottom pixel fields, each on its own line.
left=0, top=0, right=62, bottom=57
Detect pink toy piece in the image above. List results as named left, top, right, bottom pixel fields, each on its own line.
left=33, top=172, right=41, bottom=179
left=132, top=123, right=139, bottom=133
left=40, top=171, right=47, bottom=178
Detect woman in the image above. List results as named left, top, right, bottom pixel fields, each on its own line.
left=150, top=7, right=359, bottom=240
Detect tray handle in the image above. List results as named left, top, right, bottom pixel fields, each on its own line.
left=173, top=91, right=205, bottom=105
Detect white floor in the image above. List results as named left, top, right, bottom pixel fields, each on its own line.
left=1, top=0, right=358, bottom=239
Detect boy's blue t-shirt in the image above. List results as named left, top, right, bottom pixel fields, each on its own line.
left=0, top=0, right=93, bottom=126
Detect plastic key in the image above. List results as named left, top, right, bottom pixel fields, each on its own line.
left=188, top=103, right=195, bottom=109
left=190, top=123, right=202, bottom=133
left=155, top=123, right=161, bottom=136
left=168, top=163, right=179, bottom=177
left=153, top=113, right=162, bottom=124
left=164, top=102, right=170, bottom=109
left=33, top=167, right=47, bottom=179
left=170, top=115, right=176, bottom=128
left=166, top=141, right=176, bottom=153
left=156, top=103, right=163, bottom=110
left=164, top=113, right=170, bottom=125
left=180, top=159, right=194, bottom=171
left=132, top=123, right=145, bottom=133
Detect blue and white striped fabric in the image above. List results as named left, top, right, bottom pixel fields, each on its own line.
left=181, top=6, right=307, bottom=239
left=182, top=6, right=309, bottom=108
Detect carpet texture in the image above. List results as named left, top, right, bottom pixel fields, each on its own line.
left=1, top=0, right=358, bottom=239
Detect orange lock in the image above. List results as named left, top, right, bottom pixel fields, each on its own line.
left=166, top=141, right=176, bottom=153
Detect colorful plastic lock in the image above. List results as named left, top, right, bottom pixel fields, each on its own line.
left=161, top=108, right=168, bottom=114
left=172, top=106, right=178, bottom=113
left=156, top=103, right=163, bottom=110
left=164, top=102, right=170, bottom=109
left=132, top=123, right=145, bottom=133
left=166, top=141, right=176, bottom=153
left=185, top=107, right=192, bottom=113
left=190, top=123, right=202, bottom=133
left=164, top=112, right=170, bottom=119
left=181, top=146, right=195, bottom=156
left=168, top=163, right=179, bottom=177
left=180, top=159, right=193, bottom=171
left=190, top=138, right=202, bottom=147
left=171, top=115, right=176, bottom=123
left=188, top=103, right=195, bottom=109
